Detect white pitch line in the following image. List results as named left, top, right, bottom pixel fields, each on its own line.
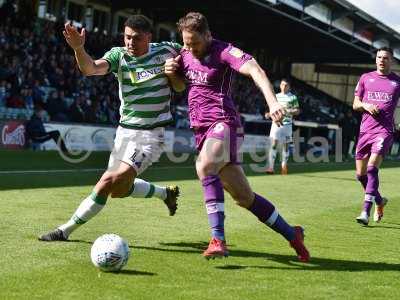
left=0, top=168, right=104, bottom=174
left=0, top=166, right=194, bottom=175
left=0, top=161, right=354, bottom=175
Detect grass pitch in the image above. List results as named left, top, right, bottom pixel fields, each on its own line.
left=1, top=149, right=399, bottom=299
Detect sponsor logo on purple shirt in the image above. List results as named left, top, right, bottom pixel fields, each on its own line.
left=180, top=39, right=253, bottom=128
left=355, top=71, right=400, bottom=133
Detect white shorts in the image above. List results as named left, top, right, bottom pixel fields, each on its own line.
left=269, top=123, right=292, bottom=144
left=108, top=126, right=165, bottom=175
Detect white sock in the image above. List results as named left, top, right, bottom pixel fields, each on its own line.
left=268, top=147, right=277, bottom=169
left=129, top=178, right=167, bottom=200
left=58, top=192, right=106, bottom=237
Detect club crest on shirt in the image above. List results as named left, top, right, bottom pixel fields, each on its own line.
left=369, top=78, right=375, bottom=82
left=228, top=47, right=243, bottom=58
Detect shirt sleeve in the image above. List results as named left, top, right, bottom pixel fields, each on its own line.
left=354, top=75, right=365, bottom=98
left=102, top=47, right=121, bottom=74
left=220, top=43, right=253, bottom=72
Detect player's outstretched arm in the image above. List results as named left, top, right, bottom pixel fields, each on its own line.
left=239, top=58, right=285, bottom=124
left=63, top=22, right=109, bottom=76
left=164, top=55, right=186, bottom=92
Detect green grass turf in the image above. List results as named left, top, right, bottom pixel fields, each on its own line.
left=1, top=150, right=400, bottom=299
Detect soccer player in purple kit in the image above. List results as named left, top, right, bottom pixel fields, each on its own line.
left=353, top=47, right=400, bottom=226
left=165, top=12, right=309, bottom=262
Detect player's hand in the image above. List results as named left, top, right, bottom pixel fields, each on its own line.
left=164, top=55, right=181, bottom=77
left=63, top=22, right=86, bottom=50
left=264, top=112, right=271, bottom=119
left=363, top=103, right=379, bottom=116
left=269, top=102, right=286, bottom=126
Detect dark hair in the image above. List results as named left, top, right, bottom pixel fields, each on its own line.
left=281, top=78, right=291, bottom=85
left=177, top=12, right=209, bottom=34
left=124, top=15, right=153, bottom=33
left=376, top=46, right=393, bottom=56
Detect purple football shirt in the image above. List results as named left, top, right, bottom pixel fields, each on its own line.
left=180, top=39, right=252, bottom=128
left=355, top=71, right=400, bottom=133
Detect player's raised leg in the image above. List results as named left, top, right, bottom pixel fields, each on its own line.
left=109, top=130, right=179, bottom=216
left=127, top=178, right=180, bottom=216
left=39, top=162, right=136, bottom=241
left=220, top=164, right=310, bottom=262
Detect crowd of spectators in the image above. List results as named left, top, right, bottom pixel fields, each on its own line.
left=231, top=76, right=266, bottom=115
left=0, top=2, right=120, bottom=125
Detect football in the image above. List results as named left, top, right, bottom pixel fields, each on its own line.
left=90, top=234, right=130, bottom=272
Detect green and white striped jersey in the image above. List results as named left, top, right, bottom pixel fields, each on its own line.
left=102, top=42, right=181, bottom=129
left=275, top=92, right=299, bottom=126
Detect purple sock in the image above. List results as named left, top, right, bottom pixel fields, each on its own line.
left=365, top=166, right=382, bottom=205
left=201, top=175, right=225, bottom=241
left=357, top=173, right=383, bottom=205
left=248, top=193, right=295, bottom=241
left=357, top=173, right=377, bottom=214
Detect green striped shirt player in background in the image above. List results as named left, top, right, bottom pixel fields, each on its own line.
left=265, top=78, right=300, bottom=175
left=39, top=15, right=185, bottom=242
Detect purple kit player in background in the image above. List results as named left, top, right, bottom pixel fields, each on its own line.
left=165, top=12, right=309, bottom=262
left=353, top=47, right=400, bottom=226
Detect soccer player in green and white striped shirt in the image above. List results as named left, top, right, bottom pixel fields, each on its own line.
left=266, top=78, right=300, bottom=175
left=39, top=15, right=185, bottom=242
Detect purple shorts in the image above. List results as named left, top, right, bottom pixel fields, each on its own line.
left=355, top=132, right=394, bottom=160
left=194, top=122, right=244, bottom=164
